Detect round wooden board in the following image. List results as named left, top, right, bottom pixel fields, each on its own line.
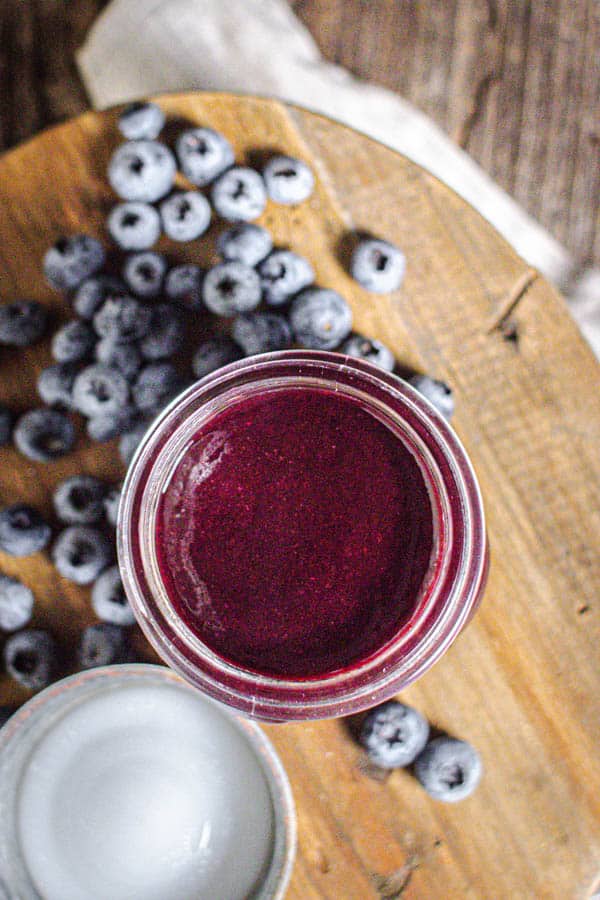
left=0, top=93, right=598, bottom=900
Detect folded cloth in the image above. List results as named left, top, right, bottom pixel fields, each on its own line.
left=77, top=0, right=599, bottom=354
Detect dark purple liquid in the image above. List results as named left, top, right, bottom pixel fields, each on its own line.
left=156, top=387, right=433, bottom=677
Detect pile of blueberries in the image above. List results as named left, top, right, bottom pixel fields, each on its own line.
left=0, top=101, right=469, bottom=784
left=359, top=700, right=481, bottom=802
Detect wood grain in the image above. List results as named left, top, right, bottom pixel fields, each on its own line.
left=0, top=93, right=598, bottom=900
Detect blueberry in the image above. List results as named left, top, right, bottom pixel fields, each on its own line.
left=0, top=575, right=34, bottom=631
left=107, top=202, right=161, bottom=251
left=103, top=486, right=121, bottom=528
left=37, top=363, right=78, bottom=409
left=13, top=408, right=76, bottom=462
left=51, top=320, right=95, bottom=363
left=160, top=191, right=211, bottom=242
left=93, top=295, right=152, bottom=343
left=0, top=504, right=51, bottom=557
left=202, top=262, right=261, bottom=316
left=350, top=238, right=405, bottom=293
left=122, top=251, right=167, bottom=298
left=132, top=363, right=183, bottom=416
left=289, top=289, right=352, bottom=350
left=0, top=405, right=12, bottom=445
left=72, top=365, right=130, bottom=419
left=211, top=167, right=267, bottom=222
left=3, top=629, right=57, bottom=691
left=192, top=337, right=242, bottom=379
left=43, top=235, right=105, bottom=292
left=119, top=420, right=150, bottom=466
left=409, top=375, right=455, bottom=421
left=0, top=301, right=47, bottom=347
left=52, top=526, right=112, bottom=585
left=0, top=706, right=16, bottom=727
left=86, top=406, right=139, bottom=443
left=139, top=303, right=185, bottom=360
left=78, top=623, right=129, bottom=669
left=263, top=155, right=314, bottom=205
left=217, top=223, right=273, bottom=266
left=108, top=140, right=176, bottom=202
left=175, top=127, right=234, bottom=186
left=258, top=250, right=314, bottom=306
left=414, top=737, right=482, bottom=802
left=53, top=475, right=107, bottom=525
left=92, top=566, right=136, bottom=626
left=341, top=335, right=395, bottom=372
left=232, top=312, right=291, bottom=356
left=72, top=275, right=125, bottom=321
left=360, top=700, right=429, bottom=768
left=118, top=101, right=165, bottom=140
left=164, top=264, right=204, bottom=310
left=94, top=338, right=142, bottom=382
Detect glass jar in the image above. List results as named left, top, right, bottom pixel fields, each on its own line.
left=118, top=351, right=488, bottom=721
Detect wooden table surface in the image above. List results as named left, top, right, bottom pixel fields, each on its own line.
left=0, top=92, right=598, bottom=900
left=0, top=0, right=598, bottom=272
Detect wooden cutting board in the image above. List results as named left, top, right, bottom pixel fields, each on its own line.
left=0, top=93, right=598, bottom=900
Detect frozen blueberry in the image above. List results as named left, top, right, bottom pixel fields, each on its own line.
left=176, top=127, right=234, bottom=186
left=0, top=505, right=51, bottom=557
left=107, top=202, right=161, bottom=251
left=289, top=289, right=352, bottom=350
left=0, top=405, right=12, bottom=445
left=0, top=706, right=16, bottom=727
left=103, top=486, right=121, bottom=528
left=51, top=320, right=95, bottom=363
left=13, top=408, right=75, bottom=462
left=53, top=475, right=107, bottom=525
left=409, top=375, right=455, bottom=421
left=52, top=526, right=112, bottom=585
left=217, top=223, right=273, bottom=267
left=92, top=566, right=136, bottom=627
left=258, top=250, right=314, bottom=306
left=192, top=337, right=242, bottom=379
left=263, top=155, right=314, bottom=205
left=78, top=623, right=129, bottom=669
left=211, top=167, right=267, bottom=222
left=94, top=338, right=142, bottom=383
left=341, top=335, right=395, bottom=372
left=108, top=140, right=176, bottom=202
left=43, top=235, right=105, bottom=292
left=350, top=238, right=405, bottom=293
left=72, top=275, right=125, bottom=321
left=3, top=629, right=57, bottom=691
left=132, top=363, right=183, bottom=416
left=360, top=700, right=429, bottom=768
left=119, top=420, right=150, bottom=466
left=93, top=295, right=152, bottom=343
left=122, top=252, right=167, bottom=299
left=37, top=363, right=78, bottom=409
left=86, top=405, right=139, bottom=443
left=0, top=301, right=47, bottom=347
left=202, top=262, right=261, bottom=316
left=72, top=365, right=130, bottom=419
left=160, top=191, right=211, bottom=242
left=232, top=312, right=291, bottom=356
left=139, top=303, right=185, bottom=360
left=0, top=575, right=34, bottom=631
left=118, top=101, right=165, bottom=140
left=414, top=737, right=482, bottom=802
left=164, top=264, right=204, bottom=310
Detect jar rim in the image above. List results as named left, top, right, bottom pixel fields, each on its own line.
left=118, top=351, right=487, bottom=720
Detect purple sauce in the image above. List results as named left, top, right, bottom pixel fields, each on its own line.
left=155, top=387, right=434, bottom=678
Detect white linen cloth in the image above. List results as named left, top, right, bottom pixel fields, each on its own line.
left=77, top=0, right=600, bottom=354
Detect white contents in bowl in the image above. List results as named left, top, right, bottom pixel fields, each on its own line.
left=16, top=680, right=274, bottom=900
